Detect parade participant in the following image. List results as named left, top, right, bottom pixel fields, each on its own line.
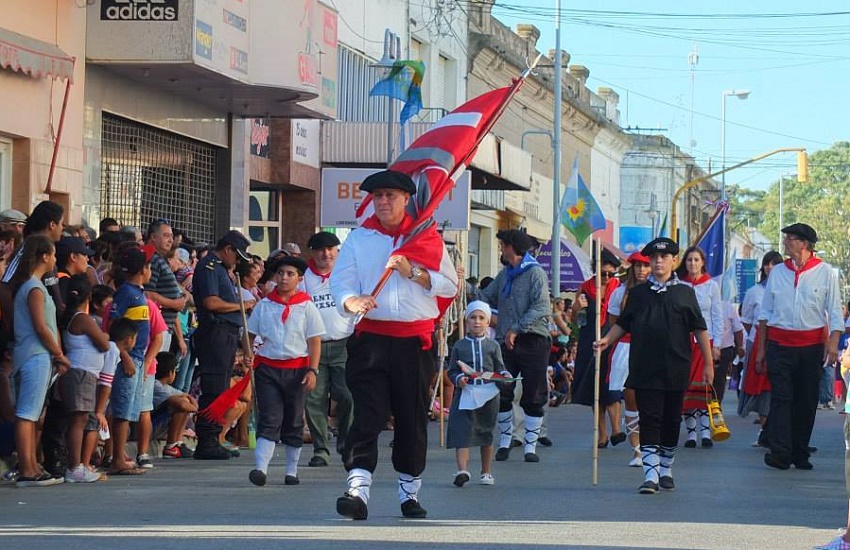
left=607, top=251, right=652, bottom=467
left=303, top=231, right=354, bottom=468
left=479, top=229, right=550, bottom=463
left=739, top=251, right=783, bottom=445
left=595, top=238, right=712, bottom=494
left=330, top=169, right=458, bottom=520
left=756, top=223, right=843, bottom=470
left=246, top=255, right=324, bottom=486
left=570, top=250, right=622, bottom=448
left=446, top=301, right=506, bottom=487
left=716, top=301, right=745, bottom=403
left=192, top=230, right=252, bottom=460
left=675, top=246, right=723, bottom=449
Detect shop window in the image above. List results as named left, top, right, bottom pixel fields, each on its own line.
left=248, top=187, right=281, bottom=259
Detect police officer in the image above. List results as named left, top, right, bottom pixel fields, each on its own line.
left=192, top=230, right=252, bottom=460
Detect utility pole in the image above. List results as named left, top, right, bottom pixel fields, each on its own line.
left=551, top=0, right=563, bottom=297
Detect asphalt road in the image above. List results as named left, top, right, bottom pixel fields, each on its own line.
left=0, top=395, right=846, bottom=550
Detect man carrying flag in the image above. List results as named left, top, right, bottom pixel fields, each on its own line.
left=330, top=170, right=458, bottom=520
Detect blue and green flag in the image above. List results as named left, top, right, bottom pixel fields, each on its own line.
left=369, top=60, right=425, bottom=125
left=560, top=156, right=606, bottom=245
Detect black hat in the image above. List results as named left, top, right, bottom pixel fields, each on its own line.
left=56, top=237, right=95, bottom=266
left=496, top=229, right=535, bottom=255
left=307, top=231, right=341, bottom=250
left=781, top=222, right=818, bottom=244
left=641, top=237, right=679, bottom=257
left=268, top=255, right=308, bottom=276
left=359, top=170, right=416, bottom=194
left=119, top=244, right=156, bottom=275
left=217, top=230, right=251, bottom=261
left=600, top=249, right=621, bottom=268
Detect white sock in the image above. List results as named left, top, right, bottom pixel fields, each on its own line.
left=659, top=446, right=676, bottom=478
left=347, top=468, right=372, bottom=504
left=398, top=473, right=422, bottom=503
left=255, top=437, right=275, bottom=473
left=698, top=409, right=711, bottom=439
left=524, top=415, right=543, bottom=454
left=641, top=445, right=660, bottom=483
left=284, top=445, right=301, bottom=477
left=497, top=411, right=513, bottom=449
left=683, top=410, right=697, bottom=441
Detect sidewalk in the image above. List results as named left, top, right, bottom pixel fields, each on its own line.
left=0, top=395, right=846, bottom=550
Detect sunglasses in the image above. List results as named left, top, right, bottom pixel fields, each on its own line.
left=600, top=271, right=616, bottom=278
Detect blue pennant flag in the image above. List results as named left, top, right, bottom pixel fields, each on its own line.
left=695, top=205, right=727, bottom=278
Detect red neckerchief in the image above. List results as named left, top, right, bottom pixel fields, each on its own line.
left=682, top=273, right=711, bottom=286
left=784, top=256, right=822, bottom=287
left=307, top=259, right=331, bottom=283
left=265, top=290, right=312, bottom=324
left=361, top=213, right=415, bottom=244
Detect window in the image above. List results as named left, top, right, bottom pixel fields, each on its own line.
left=338, top=46, right=389, bottom=122
left=248, top=187, right=281, bottom=259
left=0, top=139, right=10, bottom=210
left=467, top=225, right=480, bottom=280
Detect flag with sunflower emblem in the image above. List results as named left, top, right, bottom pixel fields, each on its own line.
left=560, top=156, right=606, bottom=245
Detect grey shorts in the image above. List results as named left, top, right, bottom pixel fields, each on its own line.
left=58, top=369, right=97, bottom=413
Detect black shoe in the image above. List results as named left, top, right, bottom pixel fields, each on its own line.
left=792, top=458, right=814, bottom=470
left=494, top=447, right=510, bottom=461
left=701, top=438, right=714, bottom=448
left=659, top=476, right=676, bottom=491
left=337, top=493, right=368, bottom=520
left=524, top=452, right=540, bottom=463
left=194, top=443, right=232, bottom=460
left=226, top=447, right=241, bottom=458
left=249, top=469, right=267, bottom=486
left=610, top=433, right=627, bottom=446
left=308, top=456, right=329, bottom=467
left=684, top=439, right=697, bottom=448
left=764, top=453, right=790, bottom=470
left=401, top=499, right=428, bottom=518
left=285, top=475, right=300, bottom=485
left=510, top=439, right=522, bottom=448
left=808, top=446, right=818, bottom=454
left=638, top=480, right=659, bottom=494
left=537, top=437, right=553, bottom=447
left=453, top=471, right=470, bottom=487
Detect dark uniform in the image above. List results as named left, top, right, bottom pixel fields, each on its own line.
left=192, top=249, right=243, bottom=457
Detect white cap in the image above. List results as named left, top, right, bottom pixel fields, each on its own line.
left=465, top=300, right=492, bottom=321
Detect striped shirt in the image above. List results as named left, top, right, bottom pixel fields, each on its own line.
left=144, top=252, right=182, bottom=329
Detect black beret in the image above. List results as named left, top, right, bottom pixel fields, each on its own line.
left=641, top=237, right=679, bottom=257
left=496, top=229, right=535, bottom=254
left=267, top=255, right=308, bottom=276
left=600, top=249, right=621, bottom=268
left=781, top=222, right=818, bottom=244
left=360, top=170, right=416, bottom=194
left=307, top=231, right=341, bottom=250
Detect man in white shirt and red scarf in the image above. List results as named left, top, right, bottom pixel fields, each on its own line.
left=330, top=170, right=458, bottom=520
left=756, top=223, right=843, bottom=471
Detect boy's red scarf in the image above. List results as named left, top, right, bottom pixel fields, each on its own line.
left=199, top=290, right=312, bottom=425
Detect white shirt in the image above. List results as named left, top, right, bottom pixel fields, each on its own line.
left=304, top=267, right=355, bottom=341
left=607, top=285, right=626, bottom=317
left=246, top=297, right=326, bottom=360
left=682, top=278, right=724, bottom=344
left=759, top=259, right=844, bottom=334
left=740, top=283, right=765, bottom=342
left=720, top=300, right=744, bottom=348
left=330, top=226, right=458, bottom=322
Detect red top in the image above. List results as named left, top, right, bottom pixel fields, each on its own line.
left=581, top=277, right=620, bottom=327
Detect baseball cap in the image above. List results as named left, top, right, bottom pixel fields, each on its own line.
left=56, top=237, right=95, bottom=267
left=119, top=244, right=156, bottom=274
left=282, top=242, right=301, bottom=255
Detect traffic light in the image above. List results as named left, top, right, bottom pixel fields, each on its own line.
left=797, top=151, right=808, bottom=183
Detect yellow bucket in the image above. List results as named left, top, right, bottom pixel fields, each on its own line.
left=706, top=387, right=731, bottom=442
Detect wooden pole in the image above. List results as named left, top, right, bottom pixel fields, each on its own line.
left=235, top=277, right=258, bottom=431
left=592, top=238, right=602, bottom=486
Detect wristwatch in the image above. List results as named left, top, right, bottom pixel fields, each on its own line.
left=409, top=266, right=423, bottom=280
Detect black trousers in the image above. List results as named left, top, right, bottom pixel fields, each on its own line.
left=634, top=388, right=685, bottom=447
left=344, top=332, right=432, bottom=476
left=255, top=364, right=307, bottom=447
left=765, top=341, right=823, bottom=462
left=714, top=347, right=736, bottom=403
left=40, top=391, right=68, bottom=475
left=499, top=333, right=551, bottom=417
left=194, top=323, right=239, bottom=443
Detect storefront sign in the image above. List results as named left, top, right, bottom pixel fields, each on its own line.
left=321, top=168, right=470, bottom=230
left=291, top=119, right=319, bottom=168
left=250, top=119, right=270, bottom=158
left=101, top=0, right=178, bottom=21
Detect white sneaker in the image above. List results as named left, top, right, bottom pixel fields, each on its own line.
left=479, top=473, right=495, bottom=485
left=628, top=455, right=643, bottom=467
left=65, top=465, right=101, bottom=483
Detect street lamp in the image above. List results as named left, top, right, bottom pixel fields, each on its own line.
left=721, top=89, right=750, bottom=199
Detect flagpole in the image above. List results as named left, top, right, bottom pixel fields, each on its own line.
left=551, top=0, right=564, bottom=297
left=593, top=238, right=602, bottom=486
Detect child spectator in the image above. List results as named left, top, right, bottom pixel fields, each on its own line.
left=152, top=351, right=197, bottom=459
left=132, top=295, right=166, bottom=469
left=246, top=255, right=324, bottom=487
left=548, top=344, right=572, bottom=408
left=79, top=318, right=137, bottom=471
left=446, top=301, right=507, bottom=487
left=10, top=235, right=70, bottom=487
left=58, top=275, right=111, bottom=483
left=107, top=244, right=154, bottom=476
left=91, top=285, right=114, bottom=328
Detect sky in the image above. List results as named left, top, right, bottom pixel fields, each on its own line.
left=490, top=1, right=850, bottom=193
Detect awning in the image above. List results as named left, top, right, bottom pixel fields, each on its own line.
left=0, top=27, right=74, bottom=82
